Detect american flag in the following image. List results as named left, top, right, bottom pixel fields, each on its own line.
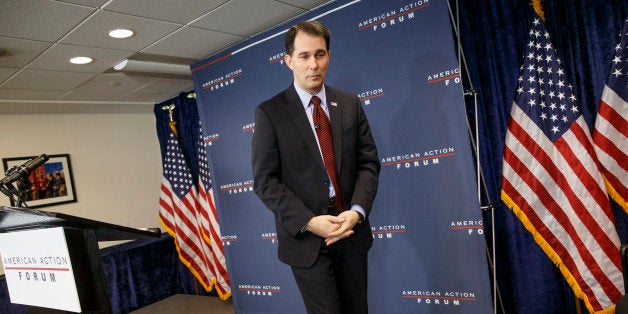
left=593, top=18, right=628, bottom=212
left=196, top=125, right=231, bottom=299
left=501, top=16, right=624, bottom=312
left=158, top=129, right=216, bottom=292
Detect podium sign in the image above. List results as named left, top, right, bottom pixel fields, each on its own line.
left=0, top=227, right=81, bottom=312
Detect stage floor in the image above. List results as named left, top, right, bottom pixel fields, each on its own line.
left=131, top=294, right=233, bottom=313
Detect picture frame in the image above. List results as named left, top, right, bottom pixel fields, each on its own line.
left=2, top=154, right=77, bottom=208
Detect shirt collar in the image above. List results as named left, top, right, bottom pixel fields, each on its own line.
left=293, top=82, right=326, bottom=110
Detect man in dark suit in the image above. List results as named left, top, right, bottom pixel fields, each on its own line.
left=252, top=20, right=380, bottom=313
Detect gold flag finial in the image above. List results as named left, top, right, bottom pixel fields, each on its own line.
left=161, top=104, right=178, bottom=137
left=532, top=0, right=545, bottom=22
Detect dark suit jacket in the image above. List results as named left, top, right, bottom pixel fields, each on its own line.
left=252, top=84, right=380, bottom=267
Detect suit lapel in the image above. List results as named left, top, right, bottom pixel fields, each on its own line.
left=284, top=86, right=326, bottom=170
left=326, top=87, right=343, bottom=173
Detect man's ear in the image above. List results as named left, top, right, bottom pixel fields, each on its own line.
left=284, top=54, right=293, bottom=70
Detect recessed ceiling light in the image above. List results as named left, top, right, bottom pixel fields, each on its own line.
left=109, top=29, right=134, bottom=39
left=69, top=56, right=93, bottom=65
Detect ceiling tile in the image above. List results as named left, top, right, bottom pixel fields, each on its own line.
left=27, top=44, right=134, bottom=73
left=0, top=0, right=95, bottom=42
left=104, top=0, right=227, bottom=24
left=58, top=91, right=126, bottom=101
left=75, top=73, right=157, bottom=93
left=0, top=0, right=335, bottom=114
left=1, top=69, right=95, bottom=90
left=191, top=0, right=305, bottom=36
left=135, top=78, right=194, bottom=94
left=287, top=0, right=332, bottom=10
left=115, top=92, right=172, bottom=102
left=0, top=88, right=68, bottom=100
left=0, top=67, right=19, bottom=83
left=60, top=10, right=181, bottom=51
left=0, top=37, right=53, bottom=67
left=58, top=0, right=109, bottom=7
left=142, top=26, right=243, bottom=59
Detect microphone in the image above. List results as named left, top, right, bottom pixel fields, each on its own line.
left=1, top=154, right=49, bottom=185
left=315, top=124, right=321, bottom=129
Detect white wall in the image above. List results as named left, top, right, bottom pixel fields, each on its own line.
left=0, top=113, right=163, bottom=232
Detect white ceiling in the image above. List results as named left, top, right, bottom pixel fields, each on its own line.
left=0, top=0, right=332, bottom=114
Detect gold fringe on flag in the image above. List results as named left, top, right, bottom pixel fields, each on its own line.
left=603, top=176, right=628, bottom=214
left=158, top=216, right=232, bottom=300
left=531, top=0, right=546, bottom=22
left=501, top=191, right=618, bottom=314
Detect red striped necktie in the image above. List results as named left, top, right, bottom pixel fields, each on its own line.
left=311, top=96, right=343, bottom=212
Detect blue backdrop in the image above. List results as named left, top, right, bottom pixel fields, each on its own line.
left=191, top=0, right=493, bottom=312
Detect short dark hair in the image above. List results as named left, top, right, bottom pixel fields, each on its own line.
left=285, top=20, right=330, bottom=56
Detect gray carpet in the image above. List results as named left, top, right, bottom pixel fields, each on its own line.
left=130, top=294, right=234, bottom=314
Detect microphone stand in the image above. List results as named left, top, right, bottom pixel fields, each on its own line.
left=10, top=182, right=28, bottom=208
left=0, top=182, right=27, bottom=208
left=0, top=183, right=16, bottom=205
left=0, top=167, right=30, bottom=209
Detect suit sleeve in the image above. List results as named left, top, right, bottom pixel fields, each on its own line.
left=349, top=98, right=380, bottom=217
left=251, top=105, right=315, bottom=237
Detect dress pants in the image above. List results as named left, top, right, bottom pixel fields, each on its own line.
left=291, top=206, right=368, bottom=314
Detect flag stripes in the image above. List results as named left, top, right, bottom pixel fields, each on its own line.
left=503, top=112, right=622, bottom=304
left=198, top=182, right=231, bottom=298
left=593, top=17, right=628, bottom=211
left=197, top=126, right=231, bottom=299
left=158, top=129, right=230, bottom=296
left=159, top=179, right=215, bottom=290
left=594, top=89, right=628, bottom=210
left=501, top=16, right=623, bottom=313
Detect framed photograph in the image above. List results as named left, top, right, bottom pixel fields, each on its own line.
left=2, top=154, right=77, bottom=208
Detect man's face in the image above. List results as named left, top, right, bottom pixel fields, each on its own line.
left=285, top=31, right=329, bottom=94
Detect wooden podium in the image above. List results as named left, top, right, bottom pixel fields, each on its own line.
left=0, top=206, right=160, bottom=313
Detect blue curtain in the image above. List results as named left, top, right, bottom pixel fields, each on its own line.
left=452, top=0, right=628, bottom=312
left=154, top=92, right=202, bottom=185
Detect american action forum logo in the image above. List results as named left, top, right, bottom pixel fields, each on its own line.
left=426, top=67, right=461, bottom=86
left=267, top=51, right=286, bottom=66
left=204, top=133, right=220, bottom=147
left=242, top=122, right=254, bottom=134
left=357, top=1, right=429, bottom=32
left=238, top=283, right=281, bottom=297
left=261, top=232, right=278, bottom=244
left=381, top=147, right=455, bottom=170
left=220, top=180, right=253, bottom=195
left=358, top=87, right=384, bottom=106
left=402, top=289, right=478, bottom=307
left=371, top=224, right=407, bottom=240
left=450, top=219, right=484, bottom=236
left=200, top=68, right=243, bottom=92
left=222, top=234, right=238, bottom=246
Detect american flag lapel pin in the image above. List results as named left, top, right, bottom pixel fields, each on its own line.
left=331, top=101, right=338, bottom=107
